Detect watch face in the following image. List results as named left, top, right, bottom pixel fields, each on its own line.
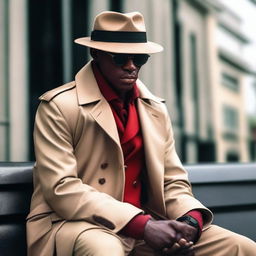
left=188, top=217, right=199, bottom=228
left=178, top=216, right=199, bottom=228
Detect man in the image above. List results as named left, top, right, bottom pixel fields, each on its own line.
left=26, top=11, right=256, bottom=256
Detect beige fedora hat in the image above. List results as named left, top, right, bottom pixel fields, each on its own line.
left=74, top=11, right=163, bottom=54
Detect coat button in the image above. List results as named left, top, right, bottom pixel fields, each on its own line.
left=98, top=178, right=106, bottom=185
left=101, top=163, right=108, bottom=169
left=133, top=180, right=138, bottom=188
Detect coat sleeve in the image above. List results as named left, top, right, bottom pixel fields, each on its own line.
left=161, top=104, right=213, bottom=228
left=33, top=100, right=142, bottom=233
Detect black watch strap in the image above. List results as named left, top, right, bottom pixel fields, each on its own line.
left=177, top=215, right=199, bottom=229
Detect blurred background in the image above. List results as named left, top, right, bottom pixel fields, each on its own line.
left=0, top=0, right=256, bottom=163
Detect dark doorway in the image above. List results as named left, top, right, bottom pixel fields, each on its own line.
left=226, top=151, right=240, bottom=162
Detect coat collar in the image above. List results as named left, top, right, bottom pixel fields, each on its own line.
left=75, top=61, right=102, bottom=105
left=75, top=61, right=165, bottom=106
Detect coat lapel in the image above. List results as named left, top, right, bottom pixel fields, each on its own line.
left=90, top=99, right=121, bottom=147
left=75, top=62, right=121, bottom=148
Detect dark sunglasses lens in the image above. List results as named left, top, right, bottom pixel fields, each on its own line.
left=113, top=55, right=128, bottom=66
left=112, top=54, right=150, bottom=66
left=133, top=54, right=149, bottom=66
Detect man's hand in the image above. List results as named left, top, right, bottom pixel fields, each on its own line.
left=144, top=219, right=181, bottom=250
left=144, top=219, right=197, bottom=255
left=178, top=220, right=198, bottom=244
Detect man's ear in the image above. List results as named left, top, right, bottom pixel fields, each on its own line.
left=90, top=48, right=98, bottom=60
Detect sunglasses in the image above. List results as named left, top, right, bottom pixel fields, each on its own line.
left=106, top=52, right=150, bottom=67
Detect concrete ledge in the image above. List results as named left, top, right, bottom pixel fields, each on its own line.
left=186, top=162, right=256, bottom=183
left=0, top=162, right=255, bottom=256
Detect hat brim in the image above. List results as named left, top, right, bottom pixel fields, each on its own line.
left=74, top=37, right=163, bottom=54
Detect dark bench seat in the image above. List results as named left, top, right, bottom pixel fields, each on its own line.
left=0, top=162, right=33, bottom=256
left=0, top=162, right=255, bottom=256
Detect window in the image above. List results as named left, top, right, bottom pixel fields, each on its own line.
left=190, top=33, right=198, bottom=101
left=223, top=105, right=239, bottom=131
left=221, top=72, right=239, bottom=91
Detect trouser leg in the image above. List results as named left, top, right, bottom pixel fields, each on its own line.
left=195, top=225, right=256, bottom=256
left=73, top=224, right=256, bottom=256
left=73, top=229, right=135, bottom=256
left=129, top=240, right=156, bottom=256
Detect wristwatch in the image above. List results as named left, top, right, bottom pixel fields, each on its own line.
left=177, top=215, right=199, bottom=229
left=177, top=215, right=201, bottom=243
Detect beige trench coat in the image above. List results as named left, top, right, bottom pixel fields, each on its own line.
left=26, top=62, right=213, bottom=256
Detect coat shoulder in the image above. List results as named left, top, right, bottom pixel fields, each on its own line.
left=39, top=81, right=76, bottom=102
left=136, top=79, right=165, bottom=104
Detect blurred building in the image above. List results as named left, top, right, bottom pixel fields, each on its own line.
left=0, top=0, right=255, bottom=163
left=215, top=5, right=254, bottom=162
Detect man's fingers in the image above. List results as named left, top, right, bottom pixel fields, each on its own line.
left=162, top=241, right=195, bottom=256
left=178, top=238, right=194, bottom=247
left=168, top=220, right=197, bottom=243
left=168, top=220, right=189, bottom=233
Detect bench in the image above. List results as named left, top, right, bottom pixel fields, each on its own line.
left=0, top=162, right=256, bottom=255
left=0, top=162, right=33, bottom=256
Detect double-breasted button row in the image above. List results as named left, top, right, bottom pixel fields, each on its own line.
left=98, top=178, right=139, bottom=186
left=98, top=163, right=108, bottom=185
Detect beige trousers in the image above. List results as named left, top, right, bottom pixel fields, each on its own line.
left=73, top=225, right=256, bottom=256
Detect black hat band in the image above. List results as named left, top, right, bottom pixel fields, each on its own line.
left=91, top=30, right=147, bottom=43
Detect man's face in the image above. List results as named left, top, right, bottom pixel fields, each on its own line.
left=92, top=50, right=147, bottom=97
